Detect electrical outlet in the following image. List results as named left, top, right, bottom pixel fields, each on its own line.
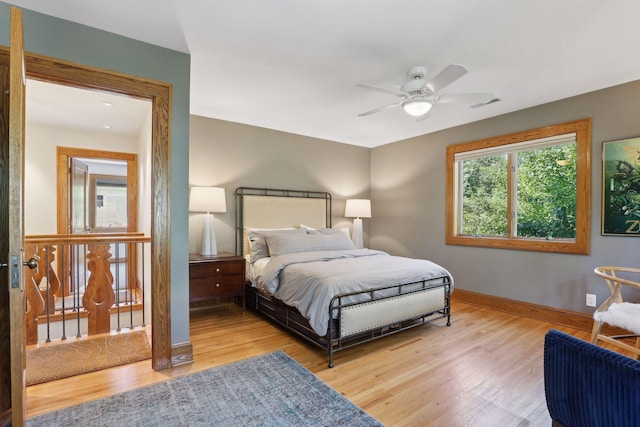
left=586, top=293, right=597, bottom=307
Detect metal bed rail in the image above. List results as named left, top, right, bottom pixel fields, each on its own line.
left=327, top=276, right=452, bottom=367
left=246, top=275, right=452, bottom=368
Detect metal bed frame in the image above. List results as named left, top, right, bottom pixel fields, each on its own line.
left=236, top=187, right=452, bottom=367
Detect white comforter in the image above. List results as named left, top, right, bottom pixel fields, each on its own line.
left=254, top=249, right=453, bottom=336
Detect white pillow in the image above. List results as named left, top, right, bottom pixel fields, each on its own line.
left=265, top=232, right=356, bottom=257
left=246, top=228, right=305, bottom=263
left=300, top=223, right=351, bottom=239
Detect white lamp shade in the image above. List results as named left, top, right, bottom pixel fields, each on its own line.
left=344, top=199, right=371, bottom=218
left=402, top=97, right=433, bottom=117
left=189, top=186, right=227, bottom=213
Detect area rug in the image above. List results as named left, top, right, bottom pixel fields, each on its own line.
left=27, top=350, right=383, bottom=427
left=26, top=330, right=151, bottom=386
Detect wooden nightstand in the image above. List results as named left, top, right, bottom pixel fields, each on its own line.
left=188, top=252, right=245, bottom=310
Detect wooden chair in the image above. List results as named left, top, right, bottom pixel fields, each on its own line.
left=591, top=266, right=640, bottom=359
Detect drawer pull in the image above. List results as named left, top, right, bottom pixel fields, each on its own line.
left=216, top=268, right=221, bottom=273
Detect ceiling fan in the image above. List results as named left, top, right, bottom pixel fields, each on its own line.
left=357, top=64, right=493, bottom=120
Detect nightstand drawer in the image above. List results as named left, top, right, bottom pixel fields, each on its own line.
left=188, top=253, right=246, bottom=308
left=189, top=260, right=243, bottom=278
left=189, top=275, right=244, bottom=301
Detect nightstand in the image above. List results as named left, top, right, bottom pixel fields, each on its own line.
left=188, top=252, right=245, bottom=310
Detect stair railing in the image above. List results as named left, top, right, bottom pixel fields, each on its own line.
left=24, top=233, right=151, bottom=344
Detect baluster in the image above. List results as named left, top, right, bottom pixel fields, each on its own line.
left=24, top=243, right=45, bottom=345
left=82, top=242, right=115, bottom=335
left=141, top=244, right=146, bottom=327
left=39, top=245, right=61, bottom=312
left=115, top=243, right=121, bottom=332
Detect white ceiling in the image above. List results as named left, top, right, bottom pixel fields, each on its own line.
left=26, top=79, right=151, bottom=138
left=9, top=0, right=640, bottom=148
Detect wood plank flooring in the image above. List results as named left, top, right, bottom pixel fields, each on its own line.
left=26, top=300, right=590, bottom=426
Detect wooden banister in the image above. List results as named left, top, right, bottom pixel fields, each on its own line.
left=23, top=233, right=151, bottom=343
left=26, top=232, right=150, bottom=245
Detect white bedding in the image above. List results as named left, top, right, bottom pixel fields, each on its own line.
left=245, top=255, right=269, bottom=283
left=252, top=249, right=453, bottom=336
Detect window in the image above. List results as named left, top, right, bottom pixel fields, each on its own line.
left=90, top=174, right=128, bottom=232
left=446, top=118, right=591, bottom=254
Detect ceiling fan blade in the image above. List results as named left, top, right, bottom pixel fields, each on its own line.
left=356, top=83, right=405, bottom=97
left=424, top=64, right=468, bottom=93
left=437, top=93, right=494, bottom=105
left=358, top=102, right=402, bottom=117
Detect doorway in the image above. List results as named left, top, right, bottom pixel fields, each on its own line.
left=15, top=49, right=173, bottom=369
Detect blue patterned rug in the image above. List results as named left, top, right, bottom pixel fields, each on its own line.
left=27, top=350, right=382, bottom=426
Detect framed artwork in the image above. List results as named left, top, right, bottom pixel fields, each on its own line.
left=602, top=137, right=640, bottom=235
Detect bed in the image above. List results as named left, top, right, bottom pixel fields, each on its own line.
left=235, top=187, right=453, bottom=367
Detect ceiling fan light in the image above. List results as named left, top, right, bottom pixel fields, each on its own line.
left=402, top=98, right=432, bottom=116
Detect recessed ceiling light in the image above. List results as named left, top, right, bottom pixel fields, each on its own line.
left=102, top=101, right=114, bottom=107
left=104, top=124, right=112, bottom=129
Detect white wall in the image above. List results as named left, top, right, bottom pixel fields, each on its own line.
left=24, top=123, right=142, bottom=235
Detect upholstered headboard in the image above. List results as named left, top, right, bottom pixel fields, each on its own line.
left=235, top=187, right=332, bottom=256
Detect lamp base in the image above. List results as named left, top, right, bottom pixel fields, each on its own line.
left=352, top=217, right=363, bottom=249
left=200, top=213, right=218, bottom=256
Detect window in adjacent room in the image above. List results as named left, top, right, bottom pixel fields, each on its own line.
left=90, top=174, right=128, bottom=232
left=445, top=118, right=591, bottom=254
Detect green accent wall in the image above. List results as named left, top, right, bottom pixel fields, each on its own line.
left=0, top=2, right=192, bottom=344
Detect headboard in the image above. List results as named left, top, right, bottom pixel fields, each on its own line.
left=235, top=187, right=332, bottom=256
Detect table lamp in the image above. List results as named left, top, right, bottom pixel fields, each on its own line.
left=189, top=186, right=227, bottom=256
left=344, top=199, right=371, bottom=249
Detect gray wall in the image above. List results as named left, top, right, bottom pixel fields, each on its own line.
left=188, top=115, right=371, bottom=255
left=0, top=3, right=192, bottom=344
left=190, top=81, right=640, bottom=316
left=371, top=80, right=640, bottom=314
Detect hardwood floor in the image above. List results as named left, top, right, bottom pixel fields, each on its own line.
left=26, top=300, right=590, bottom=426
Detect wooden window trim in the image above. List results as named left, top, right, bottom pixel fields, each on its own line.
left=445, top=118, right=591, bottom=254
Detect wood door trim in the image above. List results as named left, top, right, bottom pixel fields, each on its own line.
left=56, top=147, right=138, bottom=234
left=0, top=46, right=173, bottom=370
left=0, top=52, right=11, bottom=427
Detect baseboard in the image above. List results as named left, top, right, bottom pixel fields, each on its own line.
left=453, top=289, right=595, bottom=332
left=171, top=341, right=194, bottom=367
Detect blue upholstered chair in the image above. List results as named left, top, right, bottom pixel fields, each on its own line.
left=544, top=329, right=640, bottom=427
